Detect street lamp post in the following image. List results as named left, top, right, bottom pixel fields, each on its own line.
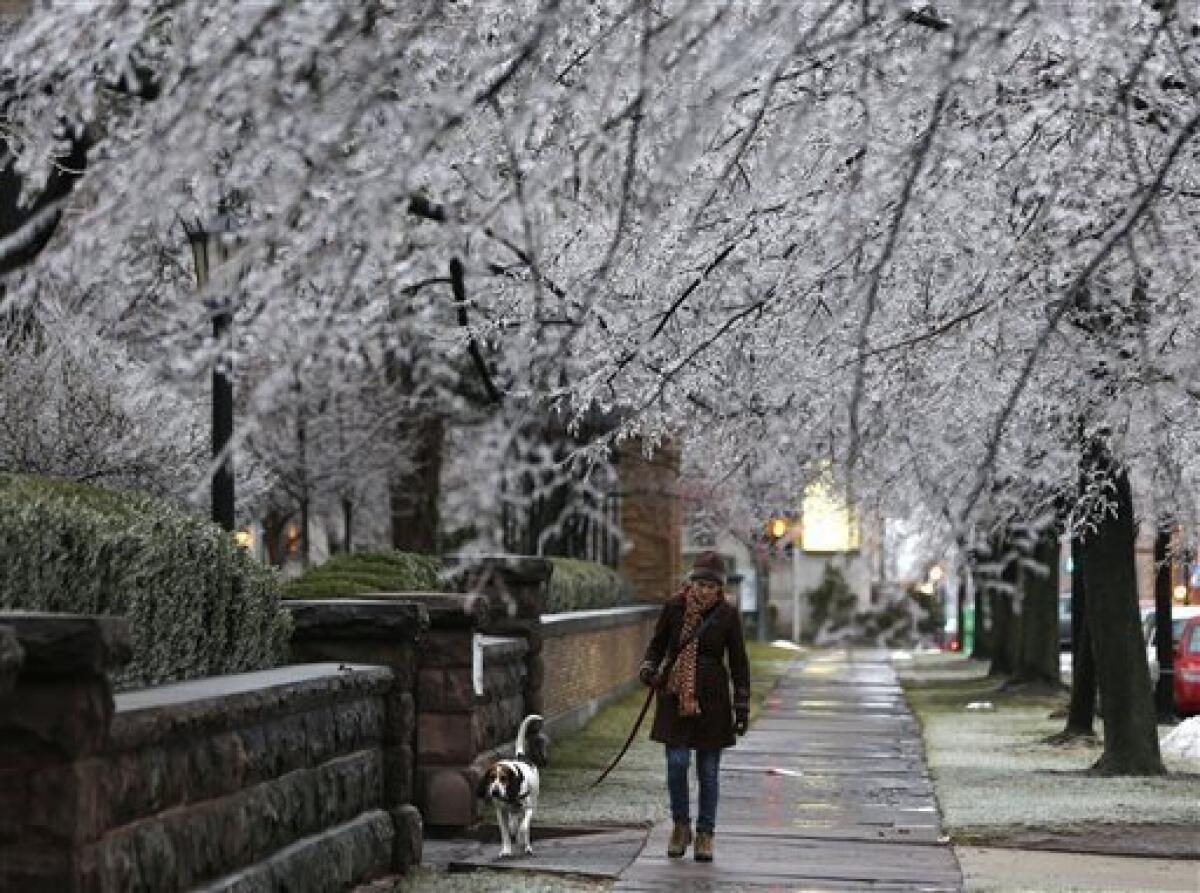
left=792, top=532, right=801, bottom=644
left=185, top=214, right=239, bottom=532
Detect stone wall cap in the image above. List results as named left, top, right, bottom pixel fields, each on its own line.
left=284, top=599, right=430, bottom=640
left=110, top=662, right=394, bottom=749
left=368, top=592, right=493, bottom=629
left=540, top=604, right=660, bottom=637
left=0, top=611, right=131, bottom=677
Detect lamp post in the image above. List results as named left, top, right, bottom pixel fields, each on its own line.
left=766, top=517, right=800, bottom=643
left=185, top=213, right=239, bottom=532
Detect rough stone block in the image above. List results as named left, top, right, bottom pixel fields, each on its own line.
left=416, top=767, right=476, bottom=828
left=183, top=810, right=394, bottom=893
left=384, top=692, right=415, bottom=743
left=441, top=668, right=476, bottom=712
left=416, top=668, right=444, bottom=712
left=0, top=613, right=131, bottom=679
left=418, top=632, right=473, bottom=668
left=389, top=804, right=423, bottom=872
left=382, top=744, right=414, bottom=807
left=288, top=641, right=417, bottom=687
left=0, top=678, right=113, bottom=761
left=525, top=653, right=545, bottom=692
left=417, top=714, right=475, bottom=764
left=90, top=750, right=386, bottom=891
left=524, top=689, right=544, bottom=716
left=285, top=600, right=429, bottom=643
left=0, top=625, right=22, bottom=698
left=0, top=844, right=75, bottom=892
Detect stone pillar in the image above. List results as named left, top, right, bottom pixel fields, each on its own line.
left=407, top=593, right=496, bottom=828
left=285, top=599, right=429, bottom=871
left=618, top=437, right=683, bottom=604
left=444, top=555, right=551, bottom=716
left=0, top=625, right=22, bottom=698
left=0, top=612, right=131, bottom=892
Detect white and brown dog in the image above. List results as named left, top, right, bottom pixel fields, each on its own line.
left=477, top=713, right=543, bottom=858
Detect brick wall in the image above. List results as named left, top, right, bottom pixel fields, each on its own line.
left=619, top=437, right=683, bottom=604
left=539, top=606, right=660, bottom=733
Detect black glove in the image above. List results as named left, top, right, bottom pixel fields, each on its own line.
left=639, top=665, right=662, bottom=689
left=734, top=707, right=749, bottom=736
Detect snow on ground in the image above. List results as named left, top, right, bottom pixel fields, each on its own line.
left=899, top=656, right=1200, bottom=834
left=1161, top=716, right=1200, bottom=760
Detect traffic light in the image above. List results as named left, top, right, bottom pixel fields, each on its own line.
left=766, top=517, right=789, bottom=543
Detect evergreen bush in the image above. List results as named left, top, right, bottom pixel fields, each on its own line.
left=280, top=549, right=443, bottom=598
left=804, top=563, right=858, bottom=643
left=544, top=557, right=640, bottom=613
left=0, top=474, right=291, bottom=689
left=281, top=551, right=640, bottom=614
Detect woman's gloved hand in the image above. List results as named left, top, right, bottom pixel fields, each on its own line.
left=734, top=707, right=749, bottom=736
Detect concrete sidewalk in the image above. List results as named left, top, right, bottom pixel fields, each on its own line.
left=615, top=648, right=963, bottom=891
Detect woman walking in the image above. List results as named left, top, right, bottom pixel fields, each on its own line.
left=638, top=550, right=751, bottom=863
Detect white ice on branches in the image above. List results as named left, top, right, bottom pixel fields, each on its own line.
left=0, top=0, right=1197, bottom=543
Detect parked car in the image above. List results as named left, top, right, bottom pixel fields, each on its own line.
left=1176, top=614, right=1200, bottom=715
left=1144, top=605, right=1200, bottom=685
left=1058, top=593, right=1072, bottom=650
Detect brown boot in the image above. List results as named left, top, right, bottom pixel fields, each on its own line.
left=694, top=831, right=714, bottom=862
left=667, top=822, right=693, bottom=858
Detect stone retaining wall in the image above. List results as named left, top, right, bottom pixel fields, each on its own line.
left=0, top=612, right=424, bottom=893
left=540, top=605, right=660, bottom=738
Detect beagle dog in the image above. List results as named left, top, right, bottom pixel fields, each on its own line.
left=477, top=713, right=543, bottom=858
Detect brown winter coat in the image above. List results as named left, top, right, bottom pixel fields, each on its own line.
left=641, top=594, right=751, bottom=750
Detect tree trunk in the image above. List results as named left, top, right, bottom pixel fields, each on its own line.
left=970, top=564, right=991, bottom=660
left=1010, top=526, right=1061, bottom=688
left=262, top=509, right=292, bottom=568
left=989, top=535, right=1020, bottom=677
left=1049, top=534, right=1097, bottom=742
left=1079, top=444, right=1164, bottom=775
left=299, top=494, right=311, bottom=568
left=989, top=590, right=1015, bottom=677
left=341, top=495, right=354, bottom=554
left=390, top=413, right=443, bottom=553
left=956, top=565, right=967, bottom=653
left=1153, top=526, right=1176, bottom=722
left=297, top=402, right=311, bottom=568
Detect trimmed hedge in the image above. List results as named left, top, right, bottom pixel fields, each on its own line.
left=0, top=474, right=292, bottom=689
left=280, top=550, right=443, bottom=599
left=281, top=551, right=641, bottom=614
left=544, top=557, right=640, bottom=613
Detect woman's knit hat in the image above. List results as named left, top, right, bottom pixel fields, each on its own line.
left=688, top=550, right=726, bottom=586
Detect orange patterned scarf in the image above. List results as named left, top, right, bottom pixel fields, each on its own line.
left=667, top=583, right=722, bottom=717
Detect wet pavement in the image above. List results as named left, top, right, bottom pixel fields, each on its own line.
left=615, top=648, right=963, bottom=891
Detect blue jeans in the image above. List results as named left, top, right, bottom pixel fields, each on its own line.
left=666, top=746, right=722, bottom=833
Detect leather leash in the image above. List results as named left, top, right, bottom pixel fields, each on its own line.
left=589, top=607, right=719, bottom=789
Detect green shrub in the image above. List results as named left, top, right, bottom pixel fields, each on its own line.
left=281, top=550, right=443, bottom=598
left=544, top=557, right=641, bottom=613
left=281, top=551, right=640, bottom=614
left=0, top=474, right=291, bottom=689
left=804, top=563, right=857, bottom=643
